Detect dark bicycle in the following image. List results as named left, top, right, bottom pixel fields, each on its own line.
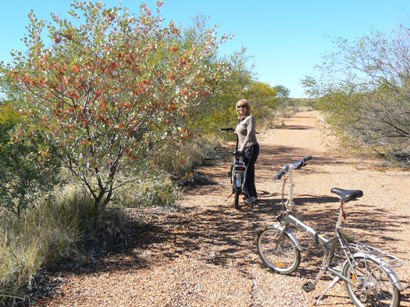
left=220, top=128, right=247, bottom=209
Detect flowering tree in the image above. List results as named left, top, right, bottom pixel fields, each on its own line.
left=0, top=1, right=230, bottom=211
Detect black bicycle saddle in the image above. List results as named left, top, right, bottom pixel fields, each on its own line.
left=331, top=188, right=363, bottom=203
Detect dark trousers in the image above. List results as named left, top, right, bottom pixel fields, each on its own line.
left=243, top=143, right=259, bottom=198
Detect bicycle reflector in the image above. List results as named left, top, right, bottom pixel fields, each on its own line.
left=234, top=163, right=246, bottom=172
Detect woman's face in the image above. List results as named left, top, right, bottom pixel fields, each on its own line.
left=236, top=104, right=248, bottom=116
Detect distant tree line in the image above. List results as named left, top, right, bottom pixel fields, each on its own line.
left=304, top=26, right=410, bottom=166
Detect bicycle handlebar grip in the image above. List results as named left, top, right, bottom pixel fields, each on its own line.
left=274, top=169, right=286, bottom=180
left=303, top=155, right=313, bottom=162
left=295, top=155, right=313, bottom=170
left=220, top=127, right=234, bottom=132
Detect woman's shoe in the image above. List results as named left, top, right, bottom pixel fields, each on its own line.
left=244, top=197, right=257, bottom=205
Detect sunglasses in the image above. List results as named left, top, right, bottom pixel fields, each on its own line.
left=236, top=105, right=247, bottom=109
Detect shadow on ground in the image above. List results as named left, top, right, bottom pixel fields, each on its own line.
left=58, top=141, right=409, bottom=279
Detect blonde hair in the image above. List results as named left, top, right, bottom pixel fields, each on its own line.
left=236, top=99, right=251, bottom=116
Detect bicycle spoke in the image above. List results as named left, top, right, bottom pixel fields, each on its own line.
left=257, top=227, right=300, bottom=275
left=345, top=257, right=399, bottom=306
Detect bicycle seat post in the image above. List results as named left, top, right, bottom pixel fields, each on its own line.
left=336, top=199, right=345, bottom=229
left=286, top=167, right=296, bottom=210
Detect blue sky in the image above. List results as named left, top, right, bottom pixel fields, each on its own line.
left=1, top=1, right=410, bottom=98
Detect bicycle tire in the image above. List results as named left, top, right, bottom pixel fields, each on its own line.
left=234, top=188, right=240, bottom=209
left=343, top=256, right=400, bottom=307
left=257, top=226, right=301, bottom=275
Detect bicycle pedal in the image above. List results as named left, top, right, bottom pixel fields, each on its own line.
left=302, top=281, right=316, bottom=292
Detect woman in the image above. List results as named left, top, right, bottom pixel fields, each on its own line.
left=235, top=99, right=259, bottom=205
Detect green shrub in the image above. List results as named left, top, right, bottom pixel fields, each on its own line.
left=0, top=102, right=62, bottom=216
left=157, top=137, right=219, bottom=179
left=304, top=26, right=410, bottom=166
left=113, top=172, right=180, bottom=208
left=135, top=175, right=180, bottom=207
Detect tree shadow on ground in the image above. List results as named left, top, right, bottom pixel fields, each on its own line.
left=71, top=187, right=408, bottom=279
left=256, top=143, right=351, bottom=170
left=52, top=141, right=408, bottom=272
left=275, top=124, right=313, bottom=130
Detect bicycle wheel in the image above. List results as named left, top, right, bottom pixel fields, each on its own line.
left=343, top=256, right=400, bottom=307
left=257, top=226, right=301, bottom=275
left=234, top=188, right=240, bottom=209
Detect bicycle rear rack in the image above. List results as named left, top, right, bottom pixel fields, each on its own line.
left=349, top=242, right=404, bottom=267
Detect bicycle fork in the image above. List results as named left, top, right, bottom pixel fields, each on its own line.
left=226, top=160, right=246, bottom=200
left=309, top=239, right=343, bottom=305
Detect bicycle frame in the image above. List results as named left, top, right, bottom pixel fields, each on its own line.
left=276, top=167, right=350, bottom=270
left=276, top=201, right=358, bottom=288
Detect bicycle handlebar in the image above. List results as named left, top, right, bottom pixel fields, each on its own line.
left=274, top=166, right=289, bottom=180
left=274, top=155, right=313, bottom=180
left=220, top=127, right=235, bottom=132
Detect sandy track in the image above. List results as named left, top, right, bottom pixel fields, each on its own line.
left=37, top=111, right=409, bottom=306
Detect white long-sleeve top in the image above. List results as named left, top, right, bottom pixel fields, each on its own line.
left=235, top=115, right=258, bottom=151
